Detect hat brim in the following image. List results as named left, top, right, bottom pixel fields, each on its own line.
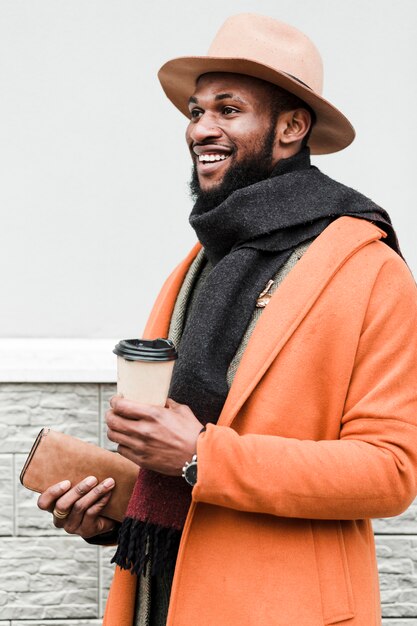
left=158, top=56, right=355, bottom=155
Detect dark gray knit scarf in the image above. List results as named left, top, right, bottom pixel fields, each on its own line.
left=112, top=148, right=399, bottom=576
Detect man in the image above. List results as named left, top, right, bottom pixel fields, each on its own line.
left=38, top=14, right=417, bottom=626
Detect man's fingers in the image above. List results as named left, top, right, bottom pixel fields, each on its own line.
left=50, top=475, right=98, bottom=523
left=53, top=478, right=116, bottom=531
left=84, top=493, right=113, bottom=521
left=107, top=424, right=146, bottom=448
left=82, top=478, right=116, bottom=510
left=62, top=475, right=98, bottom=504
left=56, top=476, right=116, bottom=514
left=109, top=396, right=159, bottom=420
left=106, top=411, right=139, bottom=436
left=37, top=479, right=72, bottom=512
left=83, top=504, right=116, bottom=537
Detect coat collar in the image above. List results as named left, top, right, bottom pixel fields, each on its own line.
left=220, top=216, right=385, bottom=426
left=143, top=242, right=202, bottom=340
left=143, top=217, right=385, bottom=427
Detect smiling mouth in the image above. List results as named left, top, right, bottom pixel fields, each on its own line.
left=192, top=144, right=233, bottom=170
left=198, top=153, right=230, bottom=163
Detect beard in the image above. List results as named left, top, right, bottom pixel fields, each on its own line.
left=189, top=123, right=277, bottom=213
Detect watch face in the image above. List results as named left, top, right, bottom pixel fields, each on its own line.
left=185, top=463, right=198, bottom=486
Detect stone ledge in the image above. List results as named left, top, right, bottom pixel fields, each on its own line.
left=380, top=617, right=417, bottom=626
left=0, top=339, right=117, bottom=383
left=11, top=622, right=102, bottom=625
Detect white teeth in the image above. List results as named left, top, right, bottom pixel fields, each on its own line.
left=198, top=154, right=228, bottom=163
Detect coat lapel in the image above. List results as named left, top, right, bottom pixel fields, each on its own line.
left=218, top=217, right=386, bottom=427
left=143, top=242, right=202, bottom=339
left=142, top=217, right=385, bottom=429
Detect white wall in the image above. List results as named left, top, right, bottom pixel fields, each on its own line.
left=1, top=0, right=416, bottom=338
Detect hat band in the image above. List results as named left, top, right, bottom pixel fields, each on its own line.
left=283, top=72, right=312, bottom=91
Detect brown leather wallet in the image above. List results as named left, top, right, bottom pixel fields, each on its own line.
left=20, top=428, right=139, bottom=522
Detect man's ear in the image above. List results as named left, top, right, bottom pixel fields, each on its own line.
left=276, top=108, right=312, bottom=146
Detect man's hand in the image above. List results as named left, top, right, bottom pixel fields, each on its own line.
left=106, top=397, right=203, bottom=475
left=37, top=476, right=116, bottom=538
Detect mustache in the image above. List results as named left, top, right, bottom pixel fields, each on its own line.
left=189, top=122, right=277, bottom=213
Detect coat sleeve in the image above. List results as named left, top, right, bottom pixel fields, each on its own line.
left=193, top=252, right=417, bottom=520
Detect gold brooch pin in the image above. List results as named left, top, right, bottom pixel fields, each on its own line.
left=256, top=279, right=275, bottom=308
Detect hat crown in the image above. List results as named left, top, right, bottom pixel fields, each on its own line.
left=208, top=13, right=323, bottom=95
left=157, top=13, right=355, bottom=154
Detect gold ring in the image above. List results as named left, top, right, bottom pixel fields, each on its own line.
left=53, top=508, right=69, bottom=520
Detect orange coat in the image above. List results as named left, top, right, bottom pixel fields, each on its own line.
left=104, top=217, right=417, bottom=626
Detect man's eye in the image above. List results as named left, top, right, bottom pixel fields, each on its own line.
left=190, top=109, right=203, bottom=119
left=223, top=106, right=239, bottom=115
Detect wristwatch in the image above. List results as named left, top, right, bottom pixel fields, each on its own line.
left=182, top=454, right=198, bottom=487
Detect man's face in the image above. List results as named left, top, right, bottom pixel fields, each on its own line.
left=186, top=73, right=279, bottom=200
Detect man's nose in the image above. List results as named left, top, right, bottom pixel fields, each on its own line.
left=189, top=114, right=223, bottom=143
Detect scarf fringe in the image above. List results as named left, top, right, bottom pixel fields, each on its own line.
left=111, top=516, right=182, bottom=577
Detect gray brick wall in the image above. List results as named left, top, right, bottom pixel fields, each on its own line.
left=0, top=383, right=116, bottom=624
left=1, top=382, right=417, bottom=624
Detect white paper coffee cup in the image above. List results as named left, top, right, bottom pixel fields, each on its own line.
left=113, top=338, right=178, bottom=406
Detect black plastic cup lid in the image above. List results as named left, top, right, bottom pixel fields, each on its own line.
left=113, top=338, right=178, bottom=362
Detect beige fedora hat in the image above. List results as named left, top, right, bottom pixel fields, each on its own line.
left=158, top=13, right=355, bottom=155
